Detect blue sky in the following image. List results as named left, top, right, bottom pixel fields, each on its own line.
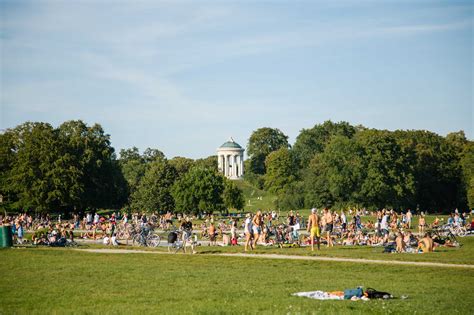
left=1, top=0, right=472, bottom=159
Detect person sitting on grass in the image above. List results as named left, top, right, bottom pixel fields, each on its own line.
left=431, top=216, right=440, bottom=228
left=417, top=232, right=434, bottom=253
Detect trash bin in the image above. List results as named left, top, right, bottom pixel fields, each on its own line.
left=0, top=225, right=13, bottom=247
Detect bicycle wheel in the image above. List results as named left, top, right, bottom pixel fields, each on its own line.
left=457, top=227, right=467, bottom=237
left=147, top=234, right=161, bottom=247
left=132, top=234, right=144, bottom=247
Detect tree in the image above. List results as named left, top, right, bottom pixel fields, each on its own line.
left=304, top=136, right=364, bottom=208
left=168, top=156, right=195, bottom=178
left=247, top=127, right=289, bottom=174
left=394, top=130, right=467, bottom=212
left=7, top=122, right=68, bottom=212
left=193, top=155, right=217, bottom=171
left=142, top=148, right=166, bottom=163
left=264, top=148, right=297, bottom=194
left=131, top=160, right=177, bottom=212
left=57, top=120, right=126, bottom=210
left=223, top=180, right=245, bottom=212
left=293, top=120, right=356, bottom=169
left=355, top=130, right=416, bottom=209
left=2, top=120, right=126, bottom=214
left=172, top=167, right=225, bottom=214
left=460, top=142, right=474, bottom=209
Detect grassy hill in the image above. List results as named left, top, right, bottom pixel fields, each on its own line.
left=234, top=180, right=277, bottom=212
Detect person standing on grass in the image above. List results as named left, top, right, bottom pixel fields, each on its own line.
left=323, top=208, right=334, bottom=247
left=180, top=217, right=196, bottom=254
left=307, top=208, right=320, bottom=251
left=418, top=213, right=426, bottom=236
left=252, top=210, right=263, bottom=249
left=406, top=209, right=412, bottom=229
left=340, top=210, right=347, bottom=233
left=244, top=213, right=253, bottom=251
left=208, top=222, right=216, bottom=246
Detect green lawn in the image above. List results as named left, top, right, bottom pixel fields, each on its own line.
left=1, top=243, right=473, bottom=314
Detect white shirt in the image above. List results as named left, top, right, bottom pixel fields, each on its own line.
left=381, top=215, right=389, bottom=230
left=244, top=218, right=251, bottom=233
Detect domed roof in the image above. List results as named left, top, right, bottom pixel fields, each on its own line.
left=219, top=137, right=243, bottom=149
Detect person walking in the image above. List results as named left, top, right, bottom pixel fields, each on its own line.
left=307, top=208, right=320, bottom=251
left=323, top=208, right=334, bottom=247
left=244, top=213, right=253, bottom=252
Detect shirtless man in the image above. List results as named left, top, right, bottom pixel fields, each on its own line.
left=307, top=208, right=320, bottom=251
left=252, top=210, right=263, bottom=249
left=323, top=208, right=334, bottom=247
left=418, top=232, right=434, bottom=253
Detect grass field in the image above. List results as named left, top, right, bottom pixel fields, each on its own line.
left=1, top=237, right=473, bottom=314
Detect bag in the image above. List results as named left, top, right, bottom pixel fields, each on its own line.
left=344, top=287, right=363, bottom=300
left=168, top=232, right=177, bottom=244
left=365, top=288, right=393, bottom=299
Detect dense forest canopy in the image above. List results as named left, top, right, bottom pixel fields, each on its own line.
left=0, top=120, right=472, bottom=214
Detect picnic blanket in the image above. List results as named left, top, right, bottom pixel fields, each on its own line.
left=292, top=291, right=343, bottom=300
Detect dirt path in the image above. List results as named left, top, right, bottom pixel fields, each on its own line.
left=74, top=248, right=474, bottom=269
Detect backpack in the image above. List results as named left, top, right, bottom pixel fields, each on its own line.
left=365, top=288, right=393, bottom=299
left=168, top=232, right=177, bottom=244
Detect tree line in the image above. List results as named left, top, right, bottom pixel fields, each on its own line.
left=245, top=121, right=473, bottom=213
left=0, top=120, right=244, bottom=215
left=1, top=120, right=472, bottom=214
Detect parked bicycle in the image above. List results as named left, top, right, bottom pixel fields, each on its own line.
left=131, top=225, right=161, bottom=247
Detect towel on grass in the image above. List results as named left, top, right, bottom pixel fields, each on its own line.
left=292, top=291, right=343, bottom=300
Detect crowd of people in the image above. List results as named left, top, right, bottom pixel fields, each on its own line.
left=1, top=208, right=472, bottom=254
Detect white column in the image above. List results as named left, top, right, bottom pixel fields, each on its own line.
left=240, top=153, right=244, bottom=177
left=218, top=154, right=222, bottom=173
left=224, top=154, right=228, bottom=177
left=232, top=154, right=239, bottom=177
left=236, top=155, right=241, bottom=177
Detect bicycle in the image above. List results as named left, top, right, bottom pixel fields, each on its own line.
left=131, top=226, right=161, bottom=247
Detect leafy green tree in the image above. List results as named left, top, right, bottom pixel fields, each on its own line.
left=143, top=148, right=166, bottom=163
left=172, top=167, right=224, bottom=214
left=460, top=142, right=474, bottom=209
left=119, top=147, right=142, bottom=164
left=276, top=181, right=305, bottom=210
left=193, top=155, right=218, bottom=171
left=394, top=130, right=466, bottom=212
left=304, top=136, right=364, bottom=208
left=293, top=120, right=356, bottom=169
left=0, top=130, right=19, bottom=210
left=264, top=147, right=297, bottom=194
left=247, top=127, right=289, bottom=174
left=57, top=120, right=126, bottom=210
left=131, top=160, right=177, bottom=212
left=223, top=180, right=245, bottom=212
left=169, top=156, right=194, bottom=178
left=355, top=130, right=416, bottom=209
left=2, top=120, right=126, bottom=213
left=7, top=122, right=67, bottom=212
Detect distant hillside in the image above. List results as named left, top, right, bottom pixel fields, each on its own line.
left=234, top=180, right=277, bottom=212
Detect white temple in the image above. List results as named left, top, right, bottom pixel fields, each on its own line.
left=217, top=138, right=244, bottom=179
